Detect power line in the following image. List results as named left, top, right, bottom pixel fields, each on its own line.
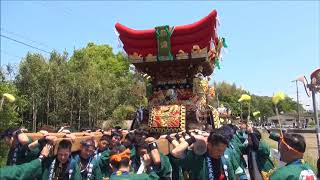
left=1, top=34, right=51, bottom=54
left=1, top=28, right=51, bottom=49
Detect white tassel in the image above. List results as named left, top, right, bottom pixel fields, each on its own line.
left=137, top=157, right=145, bottom=174
left=114, top=28, right=123, bottom=49
left=114, top=28, right=119, bottom=37
left=210, top=38, right=215, bottom=49
left=216, top=15, right=221, bottom=27
left=117, top=39, right=123, bottom=49
left=222, top=47, right=229, bottom=55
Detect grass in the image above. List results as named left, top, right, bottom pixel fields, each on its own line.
left=261, top=131, right=317, bottom=172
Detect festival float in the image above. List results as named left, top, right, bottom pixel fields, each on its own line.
left=23, top=10, right=228, bottom=155
left=116, top=10, right=228, bottom=133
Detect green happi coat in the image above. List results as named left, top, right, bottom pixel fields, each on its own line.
left=131, top=152, right=172, bottom=180
left=0, top=158, right=42, bottom=180
left=256, top=141, right=274, bottom=172
left=74, top=154, right=102, bottom=180
left=236, top=130, right=247, bottom=144
left=98, top=147, right=137, bottom=178
left=232, top=133, right=242, bottom=146
left=238, top=139, right=274, bottom=173
left=98, top=149, right=112, bottom=178
left=176, top=150, right=236, bottom=180
left=109, top=171, right=160, bottom=180
left=6, top=137, right=40, bottom=166
left=168, top=154, right=184, bottom=180
left=269, top=159, right=316, bottom=180
left=157, top=153, right=172, bottom=179
left=230, top=136, right=247, bottom=169
left=224, top=146, right=244, bottom=177
left=39, top=156, right=81, bottom=180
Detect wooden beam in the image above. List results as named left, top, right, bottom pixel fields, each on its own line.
left=26, top=132, right=173, bottom=155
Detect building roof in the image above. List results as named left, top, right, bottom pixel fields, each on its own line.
left=268, top=115, right=295, bottom=121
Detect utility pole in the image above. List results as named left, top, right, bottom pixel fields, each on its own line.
left=240, top=103, right=243, bottom=120
left=311, top=85, right=320, bottom=170
left=216, top=91, right=220, bottom=108
left=292, top=80, right=300, bottom=128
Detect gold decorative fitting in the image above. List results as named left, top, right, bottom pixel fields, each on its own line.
left=160, top=30, right=167, bottom=37
left=129, top=52, right=143, bottom=63
left=176, top=50, right=189, bottom=60
left=178, top=50, right=185, bottom=54
left=191, top=47, right=208, bottom=59
left=160, top=41, right=168, bottom=48
left=208, top=48, right=216, bottom=60
left=145, top=53, right=157, bottom=62
left=180, top=105, right=186, bottom=131
left=192, top=45, right=201, bottom=52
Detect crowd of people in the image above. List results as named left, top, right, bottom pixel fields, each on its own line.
left=0, top=119, right=317, bottom=180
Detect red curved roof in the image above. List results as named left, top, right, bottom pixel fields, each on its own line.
left=311, top=68, right=320, bottom=79
left=115, top=10, right=218, bottom=57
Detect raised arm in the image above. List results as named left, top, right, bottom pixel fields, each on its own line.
left=0, top=144, right=51, bottom=179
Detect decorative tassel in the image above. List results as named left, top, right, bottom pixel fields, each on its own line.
left=114, top=28, right=123, bottom=48
left=210, top=38, right=215, bottom=49
left=272, top=92, right=286, bottom=105
left=215, top=58, right=220, bottom=69
left=222, top=37, right=228, bottom=48
left=3, top=93, right=16, bottom=102
left=216, top=15, right=221, bottom=27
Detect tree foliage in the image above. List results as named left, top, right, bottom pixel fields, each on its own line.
left=0, top=69, right=27, bottom=166
left=212, top=81, right=304, bottom=122
left=11, top=43, right=144, bottom=131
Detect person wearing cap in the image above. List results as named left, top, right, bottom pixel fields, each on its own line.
left=73, top=139, right=102, bottom=180
left=1, top=127, right=38, bottom=166
left=219, top=125, right=247, bottom=180
left=0, top=144, right=52, bottom=179
left=247, top=128, right=274, bottom=173
left=173, top=129, right=236, bottom=180
left=108, top=146, right=160, bottom=180
left=235, top=119, right=249, bottom=170
left=131, top=137, right=172, bottom=180
left=236, top=126, right=273, bottom=179
left=40, top=139, right=81, bottom=180
left=269, top=133, right=316, bottom=180
left=225, top=124, right=245, bottom=164
left=265, top=128, right=287, bottom=147
left=237, top=119, right=248, bottom=144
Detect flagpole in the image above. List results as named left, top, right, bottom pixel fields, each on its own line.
left=310, top=85, right=320, bottom=178
left=296, top=80, right=300, bottom=128
left=292, top=80, right=300, bottom=128
left=311, top=86, right=320, bottom=156
left=240, top=103, right=243, bottom=119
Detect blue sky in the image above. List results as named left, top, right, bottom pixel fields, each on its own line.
left=1, top=1, right=319, bottom=110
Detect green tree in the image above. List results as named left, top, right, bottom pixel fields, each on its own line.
left=0, top=71, right=27, bottom=166
left=212, top=81, right=304, bottom=122
left=15, top=53, right=47, bottom=131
